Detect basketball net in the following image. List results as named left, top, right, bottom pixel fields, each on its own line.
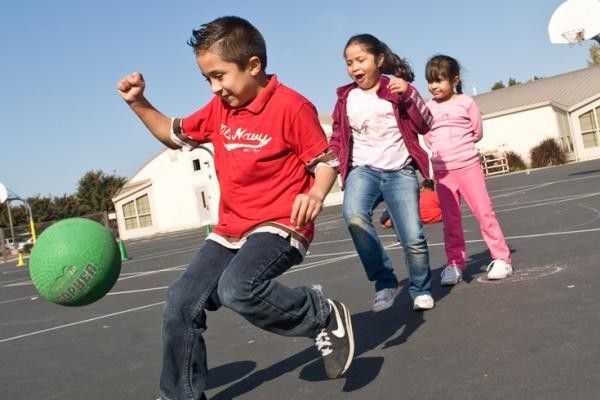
left=562, top=28, right=585, bottom=46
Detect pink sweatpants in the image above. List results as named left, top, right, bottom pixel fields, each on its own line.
left=434, top=161, right=511, bottom=268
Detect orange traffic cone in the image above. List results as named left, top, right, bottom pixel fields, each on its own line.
left=16, top=251, right=27, bottom=267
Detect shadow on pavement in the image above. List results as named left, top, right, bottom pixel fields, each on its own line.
left=568, top=169, right=600, bottom=176
left=209, top=275, right=448, bottom=397
left=207, top=245, right=520, bottom=398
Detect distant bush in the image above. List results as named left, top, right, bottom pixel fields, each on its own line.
left=530, top=138, right=566, bottom=168
left=505, top=151, right=527, bottom=172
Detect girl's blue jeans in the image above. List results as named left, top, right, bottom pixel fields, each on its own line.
left=159, top=233, right=329, bottom=400
left=342, top=165, right=432, bottom=298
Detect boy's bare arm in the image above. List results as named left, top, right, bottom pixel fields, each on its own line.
left=117, top=72, right=192, bottom=149
left=290, top=165, right=337, bottom=229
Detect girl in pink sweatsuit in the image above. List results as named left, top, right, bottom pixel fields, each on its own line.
left=424, top=55, right=513, bottom=285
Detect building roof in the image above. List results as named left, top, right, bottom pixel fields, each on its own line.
left=474, top=65, right=600, bottom=117
left=112, top=178, right=152, bottom=202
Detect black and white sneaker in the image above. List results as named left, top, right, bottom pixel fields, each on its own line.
left=314, top=299, right=355, bottom=378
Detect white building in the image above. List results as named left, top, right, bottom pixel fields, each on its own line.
left=112, top=122, right=342, bottom=240
left=473, top=65, right=600, bottom=163
left=112, top=145, right=219, bottom=240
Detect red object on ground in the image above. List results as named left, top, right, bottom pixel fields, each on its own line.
left=420, top=190, right=442, bottom=224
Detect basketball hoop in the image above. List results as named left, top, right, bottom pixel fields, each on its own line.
left=549, top=0, right=600, bottom=45
left=561, top=28, right=585, bottom=46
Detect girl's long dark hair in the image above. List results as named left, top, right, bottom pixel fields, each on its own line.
left=344, top=34, right=414, bottom=82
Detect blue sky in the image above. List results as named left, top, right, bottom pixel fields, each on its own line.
left=0, top=0, right=594, bottom=198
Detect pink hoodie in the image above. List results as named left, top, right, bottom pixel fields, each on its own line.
left=424, top=94, right=483, bottom=171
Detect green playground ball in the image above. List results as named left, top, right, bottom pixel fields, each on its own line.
left=29, top=218, right=121, bottom=306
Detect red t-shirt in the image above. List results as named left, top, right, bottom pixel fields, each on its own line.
left=420, top=190, right=442, bottom=224
left=181, top=75, right=328, bottom=243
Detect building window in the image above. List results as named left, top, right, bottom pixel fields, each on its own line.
left=579, top=108, right=599, bottom=148
left=122, top=194, right=153, bottom=230
left=193, top=159, right=201, bottom=171
left=557, top=113, right=574, bottom=153
left=136, top=195, right=153, bottom=227
left=123, top=201, right=138, bottom=230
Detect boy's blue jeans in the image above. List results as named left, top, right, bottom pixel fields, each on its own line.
left=159, top=233, right=330, bottom=400
left=342, top=165, right=432, bottom=299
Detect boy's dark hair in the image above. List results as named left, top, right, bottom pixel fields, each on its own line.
left=344, top=34, right=415, bottom=82
left=422, top=179, right=435, bottom=190
left=425, top=55, right=463, bottom=94
left=188, top=16, right=267, bottom=71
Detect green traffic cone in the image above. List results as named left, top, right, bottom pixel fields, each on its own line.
left=118, top=239, right=129, bottom=261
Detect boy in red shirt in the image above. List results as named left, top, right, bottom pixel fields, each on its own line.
left=380, top=180, right=442, bottom=227
left=117, top=16, right=353, bottom=400
left=419, top=179, right=443, bottom=224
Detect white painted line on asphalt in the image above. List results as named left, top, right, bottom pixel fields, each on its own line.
left=3, top=281, right=32, bottom=287
left=487, top=173, right=600, bottom=196
left=2, top=269, right=28, bottom=275
left=0, top=276, right=32, bottom=285
left=290, top=227, right=600, bottom=273
left=0, top=301, right=166, bottom=344
left=494, top=192, right=600, bottom=214
left=116, top=265, right=186, bottom=282
left=2, top=227, right=599, bottom=342
left=491, top=182, right=555, bottom=199
left=0, top=296, right=38, bottom=305
left=107, top=287, right=168, bottom=295
left=305, top=250, right=355, bottom=258
left=121, top=246, right=198, bottom=264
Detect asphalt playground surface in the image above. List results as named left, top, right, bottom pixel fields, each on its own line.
left=2, top=159, right=600, bottom=400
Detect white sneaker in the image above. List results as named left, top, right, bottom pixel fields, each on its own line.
left=372, top=287, right=399, bottom=312
left=441, top=264, right=463, bottom=286
left=413, top=294, right=434, bottom=311
left=486, top=259, right=513, bottom=280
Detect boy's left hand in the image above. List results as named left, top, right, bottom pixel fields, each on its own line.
left=290, top=193, right=323, bottom=229
left=388, top=77, right=408, bottom=94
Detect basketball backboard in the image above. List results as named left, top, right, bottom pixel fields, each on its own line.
left=0, top=183, right=7, bottom=204
left=548, top=0, right=600, bottom=44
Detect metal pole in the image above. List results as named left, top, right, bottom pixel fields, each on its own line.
left=25, top=203, right=37, bottom=243
left=6, top=202, right=16, bottom=248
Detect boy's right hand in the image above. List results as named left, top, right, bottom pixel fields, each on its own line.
left=116, top=72, right=145, bottom=103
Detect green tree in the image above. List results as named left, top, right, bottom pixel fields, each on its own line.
left=0, top=194, right=80, bottom=227
left=492, top=77, right=523, bottom=91
left=1, top=203, right=28, bottom=226
left=0, top=170, right=126, bottom=228
left=52, top=194, right=83, bottom=220
left=27, top=195, right=54, bottom=222
left=589, top=44, right=600, bottom=65
left=491, top=81, right=506, bottom=90
left=76, top=170, right=127, bottom=214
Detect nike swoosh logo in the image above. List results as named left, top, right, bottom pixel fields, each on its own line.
left=331, top=303, right=346, bottom=338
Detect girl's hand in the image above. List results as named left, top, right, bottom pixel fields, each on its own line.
left=388, top=77, right=408, bottom=94
left=117, top=72, right=146, bottom=103
left=290, top=192, right=324, bottom=229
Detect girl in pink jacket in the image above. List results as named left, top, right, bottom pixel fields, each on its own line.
left=424, top=55, right=512, bottom=285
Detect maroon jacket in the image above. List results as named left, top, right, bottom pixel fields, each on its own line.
left=329, top=75, right=433, bottom=188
